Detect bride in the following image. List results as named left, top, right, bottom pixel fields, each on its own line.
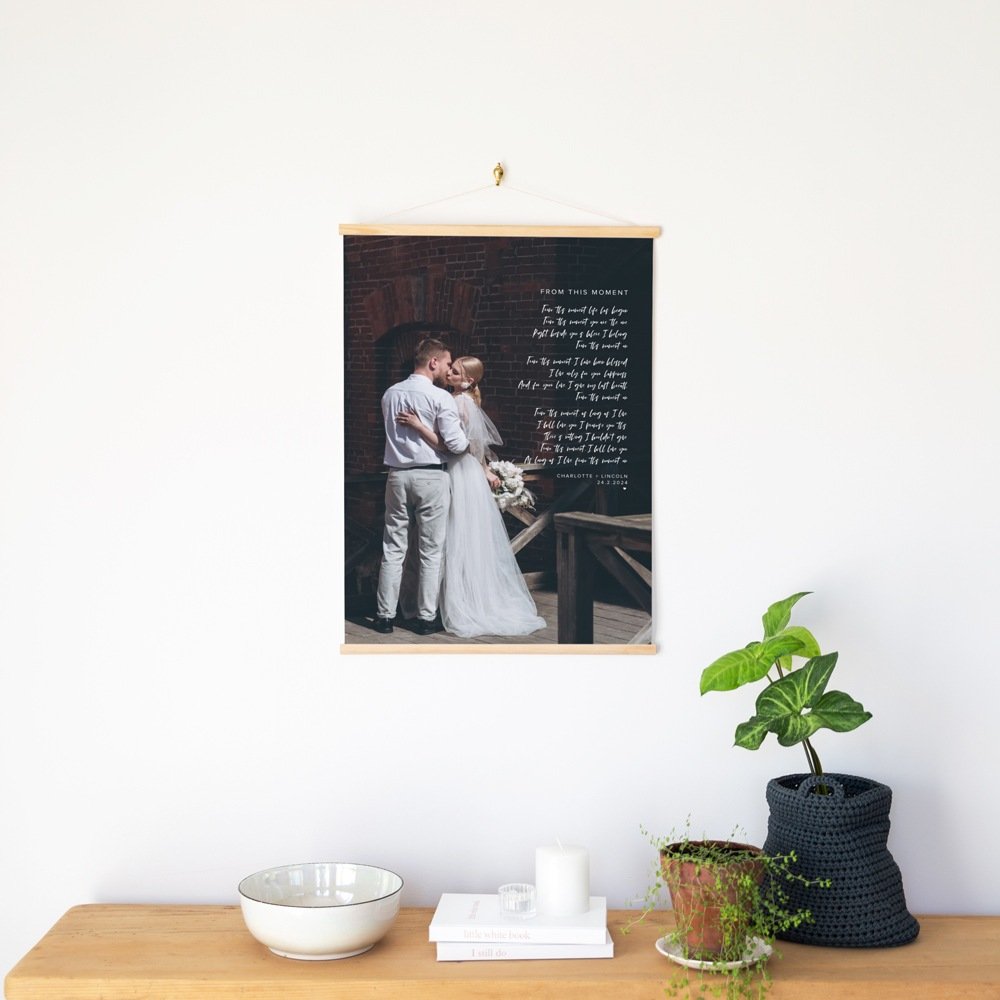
left=396, top=356, right=546, bottom=638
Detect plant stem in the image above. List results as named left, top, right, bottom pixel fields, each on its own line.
left=802, top=738, right=823, bottom=776
left=773, top=657, right=827, bottom=785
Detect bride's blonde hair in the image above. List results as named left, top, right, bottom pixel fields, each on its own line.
left=456, top=356, right=485, bottom=406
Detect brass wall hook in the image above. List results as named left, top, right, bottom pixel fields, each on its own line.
left=493, top=162, right=504, bottom=186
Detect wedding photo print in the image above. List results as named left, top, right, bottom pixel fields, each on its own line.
left=342, top=229, right=654, bottom=651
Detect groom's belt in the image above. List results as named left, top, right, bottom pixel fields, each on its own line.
left=389, top=462, right=448, bottom=472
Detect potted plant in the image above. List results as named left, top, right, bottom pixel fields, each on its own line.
left=700, top=592, right=919, bottom=947
left=628, top=826, right=824, bottom=1000
left=660, top=838, right=764, bottom=958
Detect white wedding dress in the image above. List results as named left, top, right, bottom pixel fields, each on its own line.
left=439, top=394, right=546, bottom=638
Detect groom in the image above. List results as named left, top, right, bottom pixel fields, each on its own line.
left=373, top=338, right=469, bottom=635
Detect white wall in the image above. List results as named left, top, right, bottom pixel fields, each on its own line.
left=2, top=0, right=999, bottom=978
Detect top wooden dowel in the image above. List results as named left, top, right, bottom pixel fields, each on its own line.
left=339, top=224, right=661, bottom=238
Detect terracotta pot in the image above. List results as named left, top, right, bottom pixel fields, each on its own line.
left=660, top=841, right=764, bottom=958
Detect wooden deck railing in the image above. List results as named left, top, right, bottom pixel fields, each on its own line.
left=555, top=511, right=652, bottom=645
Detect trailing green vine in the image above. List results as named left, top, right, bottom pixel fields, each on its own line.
left=626, top=825, right=829, bottom=1000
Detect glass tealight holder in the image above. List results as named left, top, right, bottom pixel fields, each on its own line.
left=498, top=882, right=536, bottom=919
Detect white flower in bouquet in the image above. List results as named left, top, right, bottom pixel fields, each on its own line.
left=489, top=460, right=536, bottom=513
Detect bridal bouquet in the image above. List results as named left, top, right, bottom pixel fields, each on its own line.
left=489, top=461, right=536, bottom=513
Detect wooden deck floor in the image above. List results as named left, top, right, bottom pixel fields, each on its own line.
left=344, top=588, right=651, bottom=647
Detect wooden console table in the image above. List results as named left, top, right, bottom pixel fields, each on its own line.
left=6, top=905, right=1000, bottom=999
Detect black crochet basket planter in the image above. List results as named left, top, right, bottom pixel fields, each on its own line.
left=763, top=773, right=919, bottom=948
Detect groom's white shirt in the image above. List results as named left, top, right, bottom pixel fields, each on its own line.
left=382, top=373, right=468, bottom=465
left=376, top=372, right=469, bottom=621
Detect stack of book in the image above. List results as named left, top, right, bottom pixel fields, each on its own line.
left=429, top=893, right=613, bottom=961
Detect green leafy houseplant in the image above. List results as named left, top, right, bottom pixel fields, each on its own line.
left=699, top=592, right=872, bottom=777
left=627, top=827, right=827, bottom=1000
left=695, top=591, right=919, bottom=948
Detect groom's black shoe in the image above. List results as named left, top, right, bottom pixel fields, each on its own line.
left=413, top=617, right=444, bottom=636
left=373, top=616, right=395, bottom=634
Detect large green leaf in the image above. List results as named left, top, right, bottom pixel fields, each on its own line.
left=758, top=632, right=808, bottom=663
left=762, top=592, right=811, bottom=638
left=700, top=648, right=771, bottom=693
left=734, top=652, right=873, bottom=751
left=768, top=690, right=872, bottom=746
left=770, top=713, right=824, bottom=746
left=810, top=690, right=873, bottom=733
left=701, top=634, right=807, bottom=694
left=777, top=626, right=821, bottom=659
left=734, top=715, right=770, bottom=750
left=755, top=653, right=838, bottom=718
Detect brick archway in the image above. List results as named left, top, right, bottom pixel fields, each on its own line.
left=363, top=272, right=480, bottom=400
left=363, top=273, right=479, bottom=345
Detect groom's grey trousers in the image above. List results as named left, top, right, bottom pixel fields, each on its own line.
left=376, top=467, right=450, bottom=622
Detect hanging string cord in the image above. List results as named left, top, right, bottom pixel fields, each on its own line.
left=371, top=184, right=495, bottom=222
left=370, top=179, right=639, bottom=227
left=504, top=183, right=640, bottom=227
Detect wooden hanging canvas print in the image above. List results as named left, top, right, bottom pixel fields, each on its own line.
left=341, top=226, right=655, bottom=653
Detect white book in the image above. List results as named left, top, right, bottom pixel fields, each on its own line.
left=436, top=930, right=614, bottom=961
left=429, top=894, right=608, bottom=945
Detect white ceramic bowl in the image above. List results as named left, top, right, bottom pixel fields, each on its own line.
left=238, top=862, right=403, bottom=960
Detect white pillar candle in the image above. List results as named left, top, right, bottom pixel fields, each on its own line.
left=535, top=844, right=590, bottom=917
